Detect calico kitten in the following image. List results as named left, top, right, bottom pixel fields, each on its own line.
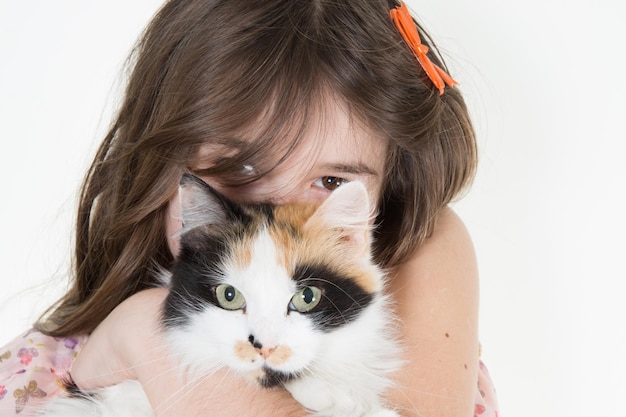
left=40, top=174, right=402, bottom=417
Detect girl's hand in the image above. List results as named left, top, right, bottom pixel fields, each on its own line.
left=71, top=288, right=169, bottom=390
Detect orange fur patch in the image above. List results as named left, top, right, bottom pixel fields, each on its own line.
left=271, top=203, right=380, bottom=293
left=266, top=345, right=293, bottom=367
left=234, top=340, right=258, bottom=362
left=228, top=207, right=269, bottom=269
left=234, top=340, right=292, bottom=367
left=227, top=201, right=379, bottom=293
left=229, top=235, right=253, bottom=268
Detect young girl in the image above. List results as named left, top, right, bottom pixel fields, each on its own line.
left=0, top=1, right=498, bottom=416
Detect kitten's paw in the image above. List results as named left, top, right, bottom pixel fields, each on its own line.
left=287, top=381, right=398, bottom=417
left=285, top=379, right=334, bottom=412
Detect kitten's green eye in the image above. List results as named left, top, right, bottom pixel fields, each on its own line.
left=289, top=286, right=322, bottom=313
left=215, top=284, right=246, bottom=310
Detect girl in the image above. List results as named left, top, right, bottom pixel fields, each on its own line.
left=0, top=0, right=498, bottom=416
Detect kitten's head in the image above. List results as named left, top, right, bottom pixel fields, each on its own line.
left=163, top=174, right=384, bottom=387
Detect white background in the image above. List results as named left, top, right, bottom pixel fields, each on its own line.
left=1, top=1, right=625, bottom=416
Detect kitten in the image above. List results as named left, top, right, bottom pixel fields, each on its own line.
left=40, top=174, right=402, bottom=417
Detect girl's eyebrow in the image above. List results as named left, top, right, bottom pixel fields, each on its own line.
left=320, top=163, right=380, bottom=177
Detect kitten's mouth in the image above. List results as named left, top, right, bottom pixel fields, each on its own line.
left=257, top=366, right=300, bottom=388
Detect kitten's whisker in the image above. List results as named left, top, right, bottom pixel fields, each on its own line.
left=154, top=370, right=217, bottom=417
left=72, top=345, right=196, bottom=385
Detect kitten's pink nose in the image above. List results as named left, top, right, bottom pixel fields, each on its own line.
left=248, top=334, right=276, bottom=359
left=259, top=346, right=276, bottom=359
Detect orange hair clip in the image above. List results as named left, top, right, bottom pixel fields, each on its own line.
left=390, top=2, right=458, bottom=95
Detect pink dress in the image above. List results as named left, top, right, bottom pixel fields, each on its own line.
left=475, top=360, right=499, bottom=417
left=0, top=330, right=86, bottom=416
left=1, top=330, right=498, bottom=416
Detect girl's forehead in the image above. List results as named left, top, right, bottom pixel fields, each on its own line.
left=192, top=97, right=387, bottom=175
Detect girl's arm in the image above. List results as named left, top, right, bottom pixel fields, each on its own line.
left=386, top=207, right=479, bottom=416
left=72, top=208, right=479, bottom=417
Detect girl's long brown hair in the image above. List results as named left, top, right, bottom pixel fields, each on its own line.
left=37, top=0, right=476, bottom=337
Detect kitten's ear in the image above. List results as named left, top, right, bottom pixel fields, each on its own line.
left=305, top=181, right=374, bottom=255
left=178, top=174, right=232, bottom=234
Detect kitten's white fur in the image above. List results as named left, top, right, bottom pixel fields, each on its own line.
left=39, top=181, right=402, bottom=417
left=40, top=381, right=152, bottom=416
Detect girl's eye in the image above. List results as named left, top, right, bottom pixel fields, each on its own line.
left=215, top=284, right=246, bottom=310
left=317, top=176, right=347, bottom=191
left=289, top=286, right=322, bottom=313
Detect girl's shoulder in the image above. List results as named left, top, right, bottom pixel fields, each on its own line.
left=0, top=330, right=86, bottom=416
left=391, top=206, right=478, bottom=294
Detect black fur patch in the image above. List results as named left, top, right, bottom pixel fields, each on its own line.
left=258, top=366, right=300, bottom=388
left=62, top=374, right=95, bottom=400
left=164, top=176, right=262, bottom=326
left=293, top=264, right=373, bottom=331
left=252, top=202, right=275, bottom=224
left=163, top=189, right=273, bottom=327
left=162, top=232, right=230, bottom=327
